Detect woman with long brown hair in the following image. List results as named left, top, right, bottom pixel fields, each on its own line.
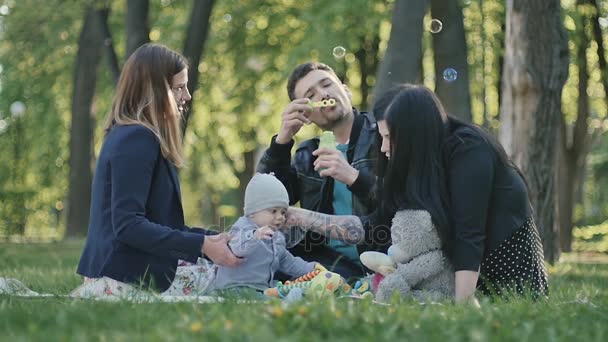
left=77, top=43, right=242, bottom=292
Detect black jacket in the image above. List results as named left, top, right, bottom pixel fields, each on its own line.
left=257, top=110, right=387, bottom=261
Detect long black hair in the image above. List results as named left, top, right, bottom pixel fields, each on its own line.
left=373, top=84, right=526, bottom=251
left=381, top=86, right=452, bottom=248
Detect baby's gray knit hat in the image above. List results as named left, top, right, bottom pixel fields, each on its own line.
left=244, top=173, right=289, bottom=216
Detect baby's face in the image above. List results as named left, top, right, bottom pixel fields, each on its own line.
left=250, top=207, right=287, bottom=229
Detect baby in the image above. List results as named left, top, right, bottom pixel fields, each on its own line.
left=209, top=173, right=318, bottom=295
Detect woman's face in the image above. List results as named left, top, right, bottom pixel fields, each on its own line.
left=170, top=68, right=192, bottom=116
left=378, top=120, right=391, bottom=160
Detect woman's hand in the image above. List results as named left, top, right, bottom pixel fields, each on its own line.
left=201, top=233, right=244, bottom=267
left=454, top=270, right=481, bottom=307
left=254, top=226, right=275, bottom=240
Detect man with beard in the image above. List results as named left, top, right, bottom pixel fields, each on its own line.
left=257, top=62, right=386, bottom=281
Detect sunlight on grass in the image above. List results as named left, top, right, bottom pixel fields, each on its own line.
left=1, top=241, right=607, bottom=340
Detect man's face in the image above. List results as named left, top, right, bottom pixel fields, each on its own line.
left=293, top=69, right=352, bottom=130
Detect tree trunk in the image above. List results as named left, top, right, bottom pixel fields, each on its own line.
left=236, top=149, right=257, bottom=216
left=98, top=7, right=120, bottom=84
left=430, top=0, right=471, bottom=121
left=126, top=0, right=150, bottom=59
left=496, top=7, right=506, bottom=125
left=557, top=128, right=579, bottom=253
left=480, top=0, right=489, bottom=129
left=373, top=0, right=428, bottom=101
left=65, top=7, right=106, bottom=238
left=499, top=0, right=569, bottom=263
left=591, top=0, right=608, bottom=111
left=355, top=34, right=380, bottom=111
left=181, top=0, right=216, bottom=132
left=558, top=0, right=593, bottom=252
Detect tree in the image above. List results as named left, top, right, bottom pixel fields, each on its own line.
left=499, top=0, right=570, bottom=263
left=65, top=5, right=108, bottom=238
left=373, top=0, right=429, bottom=100
left=181, top=0, right=216, bottom=132
left=590, top=0, right=608, bottom=112
left=430, top=0, right=471, bottom=121
left=354, top=33, right=380, bottom=110
left=557, top=0, right=594, bottom=252
left=126, top=0, right=149, bottom=59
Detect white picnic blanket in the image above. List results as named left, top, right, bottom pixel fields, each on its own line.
left=0, top=258, right=223, bottom=303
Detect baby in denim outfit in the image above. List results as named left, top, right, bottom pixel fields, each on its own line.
left=208, top=173, right=317, bottom=296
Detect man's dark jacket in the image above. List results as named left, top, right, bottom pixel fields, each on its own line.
left=257, top=109, right=390, bottom=279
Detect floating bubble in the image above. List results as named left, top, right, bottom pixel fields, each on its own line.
left=10, top=101, right=25, bottom=118
left=246, top=20, right=255, bottom=30
left=223, top=13, right=232, bottom=23
left=0, top=5, right=9, bottom=16
left=443, top=68, right=458, bottom=82
left=463, top=0, right=472, bottom=6
left=429, top=19, right=443, bottom=33
left=246, top=57, right=265, bottom=72
left=332, top=46, right=346, bottom=59
left=599, top=17, right=608, bottom=29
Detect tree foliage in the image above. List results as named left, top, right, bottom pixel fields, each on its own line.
left=0, top=0, right=607, bottom=255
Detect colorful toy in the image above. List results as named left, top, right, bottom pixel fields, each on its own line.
left=309, top=98, right=336, bottom=108
left=264, top=267, right=350, bottom=300
left=350, top=279, right=374, bottom=299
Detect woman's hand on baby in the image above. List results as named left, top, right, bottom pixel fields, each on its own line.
left=201, top=233, right=244, bottom=267
left=255, top=226, right=275, bottom=240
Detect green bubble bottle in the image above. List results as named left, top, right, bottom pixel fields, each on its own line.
left=318, top=131, right=336, bottom=175
left=319, top=131, right=336, bottom=150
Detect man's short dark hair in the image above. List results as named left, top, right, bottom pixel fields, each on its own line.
left=287, top=62, right=340, bottom=100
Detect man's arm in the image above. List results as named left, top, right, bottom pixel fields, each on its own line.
left=285, top=207, right=364, bottom=244
left=258, top=98, right=313, bottom=204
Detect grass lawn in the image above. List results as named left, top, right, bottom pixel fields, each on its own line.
left=1, top=240, right=607, bottom=341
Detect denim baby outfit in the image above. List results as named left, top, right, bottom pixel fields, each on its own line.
left=210, top=216, right=315, bottom=292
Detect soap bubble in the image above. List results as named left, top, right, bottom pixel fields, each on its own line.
left=332, top=46, right=346, bottom=59
left=10, top=101, right=26, bottom=118
left=429, top=19, right=443, bottom=33
left=443, top=68, right=458, bottom=82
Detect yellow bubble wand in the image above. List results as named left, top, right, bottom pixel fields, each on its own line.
left=309, top=98, right=336, bottom=108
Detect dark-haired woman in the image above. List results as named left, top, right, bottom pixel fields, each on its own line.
left=371, top=84, right=548, bottom=303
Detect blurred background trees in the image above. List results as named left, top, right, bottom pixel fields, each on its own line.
left=1, top=0, right=608, bottom=262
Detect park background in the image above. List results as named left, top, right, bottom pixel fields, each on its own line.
left=2, top=0, right=608, bottom=260
left=0, top=0, right=607, bottom=340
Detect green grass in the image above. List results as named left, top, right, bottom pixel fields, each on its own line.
left=1, top=241, right=607, bottom=341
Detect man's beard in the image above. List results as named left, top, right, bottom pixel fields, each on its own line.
left=317, top=108, right=349, bottom=131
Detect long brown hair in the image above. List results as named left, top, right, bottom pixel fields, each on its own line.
left=104, top=43, right=188, bottom=167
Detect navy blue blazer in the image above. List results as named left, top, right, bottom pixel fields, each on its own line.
left=77, top=124, right=213, bottom=291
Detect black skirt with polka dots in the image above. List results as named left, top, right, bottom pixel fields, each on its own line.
left=477, top=218, right=549, bottom=298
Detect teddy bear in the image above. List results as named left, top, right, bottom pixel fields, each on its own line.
left=359, top=209, right=454, bottom=303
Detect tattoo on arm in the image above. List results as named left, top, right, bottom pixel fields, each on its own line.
left=299, top=210, right=364, bottom=244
